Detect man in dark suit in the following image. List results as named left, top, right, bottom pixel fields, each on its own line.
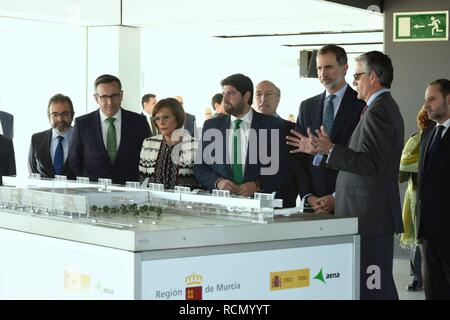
left=289, top=51, right=404, bottom=299
left=0, top=110, right=14, bottom=139
left=141, top=93, right=158, bottom=136
left=174, top=95, right=197, bottom=137
left=195, top=74, right=289, bottom=197
left=68, top=74, right=150, bottom=185
left=0, top=134, right=16, bottom=185
left=28, top=94, right=75, bottom=179
left=289, top=45, right=365, bottom=212
left=416, top=78, right=450, bottom=299
left=254, top=80, right=298, bottom=207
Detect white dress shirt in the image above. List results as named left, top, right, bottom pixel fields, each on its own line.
left=99, top=108, right=122, bottom=149
left=50, top=127, right=73, bottom=165
left=229, top=108, right=253, bottom=177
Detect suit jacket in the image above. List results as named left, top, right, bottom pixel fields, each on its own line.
left=68, top=108, right=150, bottom=185
left=327, top=92, right=404, bottom=236
left=0, top=111, right=14, bottom=139
left=184, top=112, right=197, bottom=137
left=28, top=129, right=74, bottom=179
left=295, top=86, right=365, bottom=198
left=279, top=118, right=299, bottom=207
left=416, top=124, right=450, bottom=242
left=0, top=134, right=16, bottom=185
left=141, top=112, right=158, bottom=136
left=194, top=111, right=290, bottom=195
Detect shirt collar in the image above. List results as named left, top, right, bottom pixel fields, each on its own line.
left=231, top=108, right=253, bottom=127
left=367, top=88, right=390, bottom=107
left=100, top=107, right=122, bottom=122
left=52, top=126, right=73, bottom=140
left=326, top=83, right=348, bottom=100
left=437, top=118, right=450, bottom=128
left=142, top=110, right=151, bottom=118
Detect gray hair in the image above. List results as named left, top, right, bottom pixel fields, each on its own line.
left=355, top=51, right=394, bottom=88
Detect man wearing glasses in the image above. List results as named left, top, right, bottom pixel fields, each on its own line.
left=287, top=44, right=365, bottom=213
left=28, top=93, right=75, bottom=179
left=289, top=51, right=404, bottom=299
left=69, top=74, right=150, bottom=185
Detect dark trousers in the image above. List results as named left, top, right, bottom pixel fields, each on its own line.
left=410, top=244, right=422, bottom=283
left=420, top=238, right=450, bottom=299
left=360, top=234, right=398, bottom=300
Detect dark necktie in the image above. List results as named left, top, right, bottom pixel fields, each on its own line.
left=323, top=94, right=336, bottom=133
left=231, top=119, right=243, bottom=185
left=54, top=135, right=64, bottom=175
left=425, top=125, right=445, bottom=170
left=106, top=118, right=117, bottom=162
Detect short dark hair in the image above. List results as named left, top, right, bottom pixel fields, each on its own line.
left=94, top=74, right=122, bottom=90
left=141, top=93, right=156, bottom=108
left=355, top=51, right=394, bottom=88
left=220, top=73, right=254, bottom=105
left=47, top=93, right=74, bottom=115
left=318, top=44, right=347, bottom=65
left=211, top=93, right=223, bottom=110
left=427, top=78, right=450, bottom=98
left=152, top=98, right=185, bottom=130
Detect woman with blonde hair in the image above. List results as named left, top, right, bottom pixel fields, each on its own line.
left=399, top=103, right=433, bottom=291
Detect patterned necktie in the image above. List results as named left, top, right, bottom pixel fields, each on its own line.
left=426, top=125, right=445, bottom=170
left=231, top=119, right=243, bottom=185
left=54, top=135, right=64, bottom=175
left=323, top=94, right=336, bottom=133
left=106, top=117, right=117, bottom=162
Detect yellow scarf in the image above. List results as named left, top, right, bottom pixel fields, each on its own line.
left=399, top=133, right=421, bottom=248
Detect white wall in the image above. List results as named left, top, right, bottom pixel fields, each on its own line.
left=140, top=29, right=372, bottom=125
left=0, top=0, right=120, bottom=25
left=0, top=17, right=381, bottom=179
left=0, top=23, right=87, bottom=177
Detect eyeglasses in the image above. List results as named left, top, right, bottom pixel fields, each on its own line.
left=49, top=112, right=72, bottom=119
left=96, top=93, right=121, bottom=102
left=152, top=114, right=175, bottom=122
left=353, top=72, right=367, bottom=81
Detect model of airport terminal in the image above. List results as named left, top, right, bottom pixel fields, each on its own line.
left=0, top=174, right=358, bottom=300
left=0, top=174, right=284, bottom=229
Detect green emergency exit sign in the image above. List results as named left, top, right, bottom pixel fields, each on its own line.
left=394, top=11, right=448, bottom=42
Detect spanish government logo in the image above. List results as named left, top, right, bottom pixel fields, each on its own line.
left=270, top=268, right=310, bottom=291
left=64, top=268, right=91, bottom=293
left=185, top=272, right=203, bottom=300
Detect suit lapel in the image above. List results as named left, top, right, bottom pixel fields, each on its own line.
left=93, top=110, right=110, bottom=162
left=331, top=87, right=354, bottom=139
left=116, top=108, right=126, bottom=159
left=44, top=129, right=55, bottom=175
left=313, top=92, right=326, bottom=131
left=243, top=112, right=264, bottom=181
left=219, top=115, right=232, bottom=179
left=426, top=125, right=450, bottom=176
left=421, top=126, right=434, bottom=177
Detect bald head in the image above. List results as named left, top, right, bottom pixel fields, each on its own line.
left=255, top=80, right=281, bottom=117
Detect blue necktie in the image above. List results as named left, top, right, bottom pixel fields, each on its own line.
left=54, top=135, right=64, bottom=175
left=323, top=94, right=336, bottom=133
left=425, top=125, right=445, bottom=170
